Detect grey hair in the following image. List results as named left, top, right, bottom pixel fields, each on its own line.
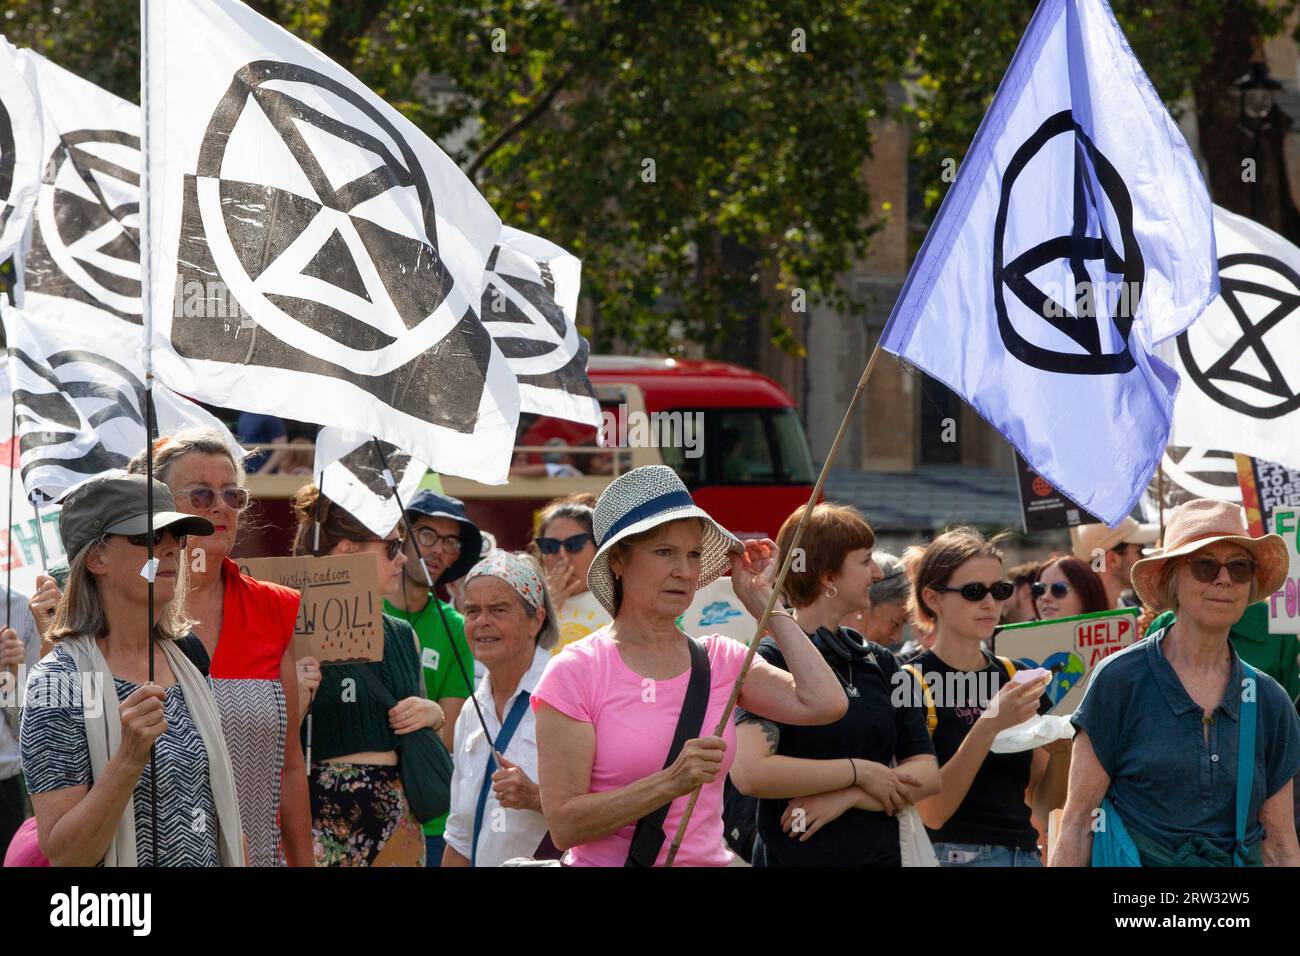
left=127, top=426, right=247, bottom=486
left=869, top=552, right=910, bottom=606
left=47, top=537, right=193, bottom=644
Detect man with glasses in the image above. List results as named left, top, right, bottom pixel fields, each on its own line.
left=1069, top=518, right=1157, bottom=610
left=384, top=490, right=482, bottom=868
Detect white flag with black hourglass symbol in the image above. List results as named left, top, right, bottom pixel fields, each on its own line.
left=1, top=297, right=242, bottom=503
left=13, top=48, right=142, bottom=323
left=1159, top=205, right=1300, bottom=472
left=481, top=226, right=599, bottom=426
left=143, top=0, right=520, bottom=484
left=312, top=426, right=428, bottom=540
left=0, top=38, right=42, bottom=264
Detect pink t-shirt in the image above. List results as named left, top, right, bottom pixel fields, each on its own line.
left=3, top=817, right=48, bottom=867
left=532, top=630, right=748, bottom=867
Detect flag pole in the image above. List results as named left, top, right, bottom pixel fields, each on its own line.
left=4, top=392, right=14, bottom=640
left=370, top=438, right=499, bottom=754
left=664, top=342, right=885, bottom=866
left=30, top=495, right=48, bottom=571
left=1156, top=458, right=1166, bottom=544
left=140, top=0, right=159, bottom=866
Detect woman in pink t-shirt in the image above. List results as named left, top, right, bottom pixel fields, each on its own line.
left=534, top=466, right=847, bottom=867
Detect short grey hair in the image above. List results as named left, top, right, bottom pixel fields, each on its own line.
left=869, top=552, right=910, bottom=606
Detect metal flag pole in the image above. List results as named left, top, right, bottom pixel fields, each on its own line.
left=1156, top=458, right=1166, bottom=544
left=30, top=495, right=49, bottom=571
left=370, top=438, right=498, bottom=754
left=664, top=343, right=886, bottom=866
left=140, top=0, right=159, bottom=866
left=5, top=391, right=15, bottom=638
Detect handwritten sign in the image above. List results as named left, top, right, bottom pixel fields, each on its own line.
left=993, top=607, right=1141, bottom=714
left=238, top=553, right=383, bottom=663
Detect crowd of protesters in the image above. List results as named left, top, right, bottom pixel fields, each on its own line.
left=0, top=429, right=1297, bottom=868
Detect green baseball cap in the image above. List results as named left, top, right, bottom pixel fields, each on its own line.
left=58, top=471, right=215, bottom=559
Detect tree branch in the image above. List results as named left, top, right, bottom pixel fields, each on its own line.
left=466, top=63, right=576, bottom=181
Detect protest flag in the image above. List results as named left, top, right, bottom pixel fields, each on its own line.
left=0, top=38, right=42, bottom=264
left=878, top=0, right=1217, bottom=526
left=1161, top=205, right=1300, bottom=472
left=142, top=0, right=520, bottom=485
left=1, top=296, right=241, bottom=503
left=14, top=48, right=143, bottom=323
left=312, top=427, right=427, bottom=540
left=482, top=226, right=599, bottom=426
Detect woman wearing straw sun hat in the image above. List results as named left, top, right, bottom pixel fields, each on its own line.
left=1054, top=498, right=1300, bottom=867
left=533, top=465, right=846, bottom=867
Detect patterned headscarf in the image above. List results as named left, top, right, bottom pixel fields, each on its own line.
left=466, top=551, right=546, bottom=611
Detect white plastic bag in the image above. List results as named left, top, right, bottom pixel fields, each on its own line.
left=990, top=714, right=1075, bottom=753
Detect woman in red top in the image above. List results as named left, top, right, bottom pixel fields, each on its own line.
left=129, top=428, right=319, bottom=866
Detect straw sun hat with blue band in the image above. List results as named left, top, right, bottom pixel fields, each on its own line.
left=586, top=465, right=744, bottom=616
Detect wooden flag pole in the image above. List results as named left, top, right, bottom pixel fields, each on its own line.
left=1156, top=459, right=1166, bottom=544
left=664, top=342, right=885, bottom=866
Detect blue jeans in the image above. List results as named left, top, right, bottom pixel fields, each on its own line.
left=931, top=841, right=1042, bottom=867
left=425, top=834, right=445, bottom=868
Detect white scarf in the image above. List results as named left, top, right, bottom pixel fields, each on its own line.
left=61, top=635, right=244, bottom=867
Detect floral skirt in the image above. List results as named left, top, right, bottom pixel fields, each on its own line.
left=310, top=763, right=426, bottom=867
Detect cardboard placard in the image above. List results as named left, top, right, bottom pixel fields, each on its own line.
left=993, top=607, right=1140, bottom=714
left=237, top=553, right=383, bottom=663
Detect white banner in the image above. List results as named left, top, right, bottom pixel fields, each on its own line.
left=144, top=0, right=519, bottom=484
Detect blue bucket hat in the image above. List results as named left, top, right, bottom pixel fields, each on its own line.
left=404, top=490, right=484, bottom=584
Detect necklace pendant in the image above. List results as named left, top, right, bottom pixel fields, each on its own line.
left=844, top=684, right=860, bottom=698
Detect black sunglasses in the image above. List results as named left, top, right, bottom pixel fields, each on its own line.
left=537, top=533, right=594, bottom=556
left=1031, top=581, right=1070, bottom=600
left=932, top=581, right=1015, bottom=602
left=371, top=537, right=405, bottom=560
left=122, top=528, right=186, bottom=548
left=175, top=487, right=250, bottom=511
left=1187, top=556, right=1256, bottom=584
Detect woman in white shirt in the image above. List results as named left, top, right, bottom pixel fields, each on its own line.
left=442, top=552, right=558, bottom=866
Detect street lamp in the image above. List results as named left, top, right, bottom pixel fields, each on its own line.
left=1236, top=58, right=1282, bottom=220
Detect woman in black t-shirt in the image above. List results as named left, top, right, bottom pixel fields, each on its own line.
left=907, top=527, right=1069, bottom=867
left=731, top=504, right=939, bottom=866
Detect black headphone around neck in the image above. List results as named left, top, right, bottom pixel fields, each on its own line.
left=814, top=625, right=872, bottom=665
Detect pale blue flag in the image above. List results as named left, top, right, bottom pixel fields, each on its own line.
left=880, top=0, right=1217, bottom=525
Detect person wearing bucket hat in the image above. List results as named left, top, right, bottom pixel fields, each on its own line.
left=384, top=489, right=480, bottom=866
left=1055, top=498, right=1300, bottom=867
left=442, top=552, right=560, bottom=867
left=533, top=465, right=846, bottom=867
left=18, top=472, right=245, bottom=866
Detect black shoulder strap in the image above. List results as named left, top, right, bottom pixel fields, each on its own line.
left=625, top=637, right=711, bottom=867
left=176, top=634, right=211, bottom=678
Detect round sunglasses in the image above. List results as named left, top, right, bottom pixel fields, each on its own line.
left=1031, top=581, right=1071, bottom=600
left=537, top=533, right=594, bottom=556
left=1186, top=556, right=1257, bottom=584
left=175, top=487, right=250, bottom=510
left=932, top=581, right=1015, bottom=602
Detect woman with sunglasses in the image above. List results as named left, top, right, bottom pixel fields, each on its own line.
left=532, top=496, right=606, bottom=651
left=291, top=486, right=442, bottom=866
left=907, top=527, right=1065, bottom=867
left=1031, top=556, right=1109, bottom=620
left=19, top=472, right=242, bottom=866
left=127, top=428, right=316, bottom=867
left=1055, top=499, right=1300, bottom=867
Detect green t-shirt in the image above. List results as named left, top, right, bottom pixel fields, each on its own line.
left=385, top=595, right=475, bottom=838
left=1146, top=604, right=1300, bottom=701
